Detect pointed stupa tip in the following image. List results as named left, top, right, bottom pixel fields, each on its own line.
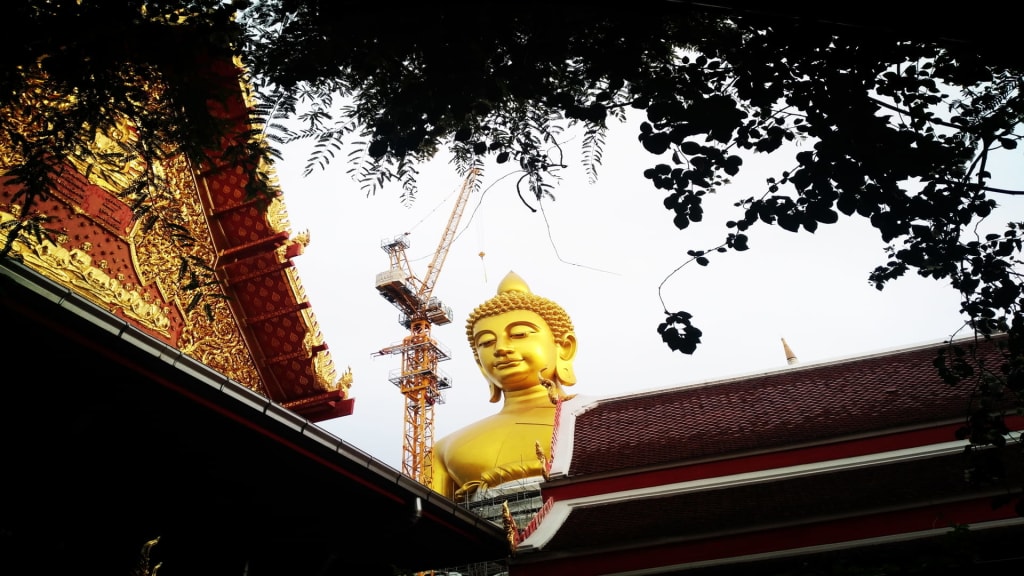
left=497, top=270, right=531, bottom=294
left=782, top=337, right=798, bottom=365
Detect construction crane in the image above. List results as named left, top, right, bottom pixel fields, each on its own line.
left=372, top=169, right=479, bottom=486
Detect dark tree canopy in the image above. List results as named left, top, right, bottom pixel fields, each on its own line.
left=0, top=1, right=261, bottom=312
left=3, top=1, right=1022, bottom=513
left=238, top=2, right=1023, bottom=380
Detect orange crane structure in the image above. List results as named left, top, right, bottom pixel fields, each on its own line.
left=373, top=169, right=479, bottom=485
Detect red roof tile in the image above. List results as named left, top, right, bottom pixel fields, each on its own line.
left=568, top=336, right=1008, bottom=477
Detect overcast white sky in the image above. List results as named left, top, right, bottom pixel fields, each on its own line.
left=275, top=112, right=1022, bottom=471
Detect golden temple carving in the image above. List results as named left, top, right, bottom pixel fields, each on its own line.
left=265, top=193, right=292, bottom=234
left=70, top=118, right=152, bottom=197
left=502, top=501, right=521, bottom=551
left=1, top=69, right=263, bottom=390
left=287, top=262, right=343, bottom=390
left=0, top=66, right=155, bottom=200
left=2, top=61, right=352, bottom=407
left=133, top=154, right=262, bottom=390
left=337, top=366, right=354, bottom=392
left=539, top=372, right=576, bottom=405
left=133, top=537, right=162, bottom=576
left=0, top=208, right=172, bottom=335
left=535, top=440, right=551, bottom=482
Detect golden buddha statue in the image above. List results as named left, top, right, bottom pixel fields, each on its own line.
left=430, top=271, right=577, bottom=500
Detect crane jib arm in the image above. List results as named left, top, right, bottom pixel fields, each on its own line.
left=417, top=169, right=478, bottom=301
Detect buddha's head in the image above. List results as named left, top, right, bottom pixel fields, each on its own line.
left=465, top=271, right=577, bottom=402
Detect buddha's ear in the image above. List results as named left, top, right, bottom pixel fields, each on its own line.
left=559, top=333, right=577, bottom=361
left=555, top=333, right=577, bottom=386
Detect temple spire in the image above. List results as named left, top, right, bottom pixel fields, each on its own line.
left=782, top=338, right=798, bottom=365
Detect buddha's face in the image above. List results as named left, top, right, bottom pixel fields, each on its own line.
left=472, top=310, right=564, bottom=393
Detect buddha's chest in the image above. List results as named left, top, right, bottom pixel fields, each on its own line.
left=444, top=411, right=554, bottom=486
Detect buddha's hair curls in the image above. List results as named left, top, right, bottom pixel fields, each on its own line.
left=465, top=290, right=574, bottom=360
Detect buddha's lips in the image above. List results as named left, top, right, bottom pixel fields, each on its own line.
left=493, top=359, right=523, bottom=369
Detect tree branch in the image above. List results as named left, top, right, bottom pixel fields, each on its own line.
left=939, top=181, right=1024, bottom=195
left=869, top=96, right=963, bottom=131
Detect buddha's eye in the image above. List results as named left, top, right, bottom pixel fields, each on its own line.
left=476, top=336, right=495, bottom=348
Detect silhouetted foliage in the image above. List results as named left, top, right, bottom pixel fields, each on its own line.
left=3, top=1, right=1021, bottom=514
left=1, top=1, right=262, bottom=310
left=239, top=1, right=1023, bottom=518
left=239, top=8, right=1023, bottom=510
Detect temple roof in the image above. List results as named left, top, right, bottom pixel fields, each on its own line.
left=553, top=336, right=1008, bottom=480
left=512, top=335, right=1023, bottom=576
left=0, top=55, right=352, bottom=422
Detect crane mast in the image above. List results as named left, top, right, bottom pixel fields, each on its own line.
left=372, top=169, right=479, bottom=486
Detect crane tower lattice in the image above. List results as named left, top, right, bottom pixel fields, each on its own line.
left=372, top=169, right=479, bottom=486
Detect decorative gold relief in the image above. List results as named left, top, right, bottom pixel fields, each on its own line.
left=177, top=313, right=261, bottom=390
left=286, top=263, right=342, bottom=390
left=133, top=536, right=162, bottom=576
left=291, top=229, right=310, bottom=249
left=535, top=441, right=551, bottom=482
left=539, top=372, right=576, bottom=405
left=0, top=66, right=155, bottom=200
left=1, top=208, right=172, bottom=335
left=336, top=366, right=354, bottom=392
left=130, top=154, right=262, bottom=391
left=3, top=62, right=352, bottom=404
left=265, top=195, right=291, bottom=234
left=2, top=67, right=265, bottom=390
left=502, top=501, right=520, bottom=551
left=67, top=115, right=152, bottom=197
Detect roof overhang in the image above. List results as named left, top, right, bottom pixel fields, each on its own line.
left=0, top=260, right=508, bottom=574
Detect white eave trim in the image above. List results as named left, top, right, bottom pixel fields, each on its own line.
left=519, top=438, right=971, bottom=551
